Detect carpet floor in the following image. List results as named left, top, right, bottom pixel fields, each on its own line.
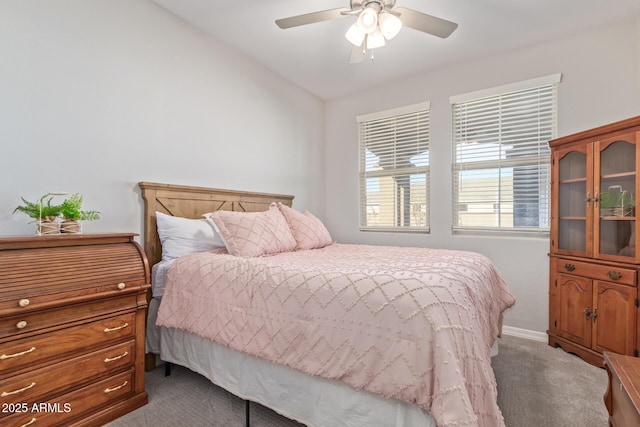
left=105, top=335, right=609, bottom=426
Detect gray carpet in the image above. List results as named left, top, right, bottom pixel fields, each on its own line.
left=105, top=335, right=609, bottom=426
left=492, top=336, right=608, bottom=427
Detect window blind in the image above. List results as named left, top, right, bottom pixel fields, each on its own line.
left=451, top=74, right=560, bottom=234
left=357, top=102, right=430, bottom=232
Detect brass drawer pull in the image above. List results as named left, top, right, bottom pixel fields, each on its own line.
left=564, top=263, right=576, bottom=272
left=104, top=351, right=129, bottom=363
left=104, top=323, right=129, bottom=333
left=0, top=346, right=36, bottom=360
left=117, top=282, right=126, bottom=290
left=1, top=381, right=36, bottom=397
left=20, top=418, right=36, bottom=427
left=104, top=380, right=128, bottom=394
left=18, top=299, right=30, bottom=307
left=16, top=321, right=28, bottom=329
left=607, top=271, right=622, bottom=280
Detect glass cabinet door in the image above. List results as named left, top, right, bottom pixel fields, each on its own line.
left=595, top=133, right=638, bottom=262
left=556, top=147, right=591, bottom=256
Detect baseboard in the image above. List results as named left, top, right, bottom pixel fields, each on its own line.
left=502, top=326, right=548, bottom=342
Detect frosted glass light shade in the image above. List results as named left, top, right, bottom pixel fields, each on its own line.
left=378, top=12, right=402, bottom=40
left=357, top=7, right=378, bottom=34
left=345, top=22, right=366, bottom=46
left=366, top=27, right=386, bottom=49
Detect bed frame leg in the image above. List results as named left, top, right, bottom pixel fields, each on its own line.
left=164, top=362, right=172, bottom=377
left=245, top=400, right=250, bottom=427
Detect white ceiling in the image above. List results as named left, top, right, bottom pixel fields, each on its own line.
left=153, top=0, right=640, bottom=100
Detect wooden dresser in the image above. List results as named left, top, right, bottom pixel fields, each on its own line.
left=0, top=233, right=150, bottom=427
left=604, top=351, right=640, bottom=427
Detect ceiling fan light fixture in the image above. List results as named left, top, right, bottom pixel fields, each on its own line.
left=345, top=22, right=366, bottom=46
left=357, top=7, right=378, bottom=34
left=378, top=11, right=402, bottom=40
left=275, top=2, right=459, bottom=64
left=366, top=27, right=386, bottom=49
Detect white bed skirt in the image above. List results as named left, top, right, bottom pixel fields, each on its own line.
left=147, top=298, right=497, bottom=427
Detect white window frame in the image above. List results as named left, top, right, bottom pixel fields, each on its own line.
left=357, top=102, right=430, bottom=233
left=450, top=74, right=561, bottom=236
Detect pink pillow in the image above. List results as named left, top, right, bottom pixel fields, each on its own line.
left=205, top=205, right=297, bottom=257
left=277, top=203, right=332, bottom=250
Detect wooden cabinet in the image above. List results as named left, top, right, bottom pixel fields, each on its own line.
left=551, top=259, right=637, bottom=365
left=0, top=234, right=150, bottom=426
left=549, top=116, right=640, bottom=366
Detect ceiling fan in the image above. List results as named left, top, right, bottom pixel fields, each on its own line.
left=275, top=0, right=458, bottom=63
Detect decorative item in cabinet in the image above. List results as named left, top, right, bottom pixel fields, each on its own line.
left=0, top=233, right=150, bottom=426
left=600, top=185, right=635, bottom=217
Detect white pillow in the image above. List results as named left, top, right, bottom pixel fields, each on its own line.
left=156, top=211, right=225, bottom=260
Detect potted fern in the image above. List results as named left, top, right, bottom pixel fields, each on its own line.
left=59, top=193, right=100, bottom=234
left=13, top=195, right=63, bottom=235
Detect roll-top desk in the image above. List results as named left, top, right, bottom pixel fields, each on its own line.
left=0, top=233, right=150, bottom=426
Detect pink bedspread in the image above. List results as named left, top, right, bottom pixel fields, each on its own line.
left=157, top=243, right=515, bottom=427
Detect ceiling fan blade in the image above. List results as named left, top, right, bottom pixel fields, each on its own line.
left=395, top=7, right=458, bottom=38
left=276, top=8, right=350, bottom=29
left=349, top=45, right=365, bottom=63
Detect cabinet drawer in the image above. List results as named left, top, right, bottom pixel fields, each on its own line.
left=2, top=370, right=134, bottom=427
left=556, top=259, right=636, bottom=286
left=0, top=312, right=135, bottom=375
left=1, top=340, right=134, bottom=405
left=0, top=293, right=138, bottom=339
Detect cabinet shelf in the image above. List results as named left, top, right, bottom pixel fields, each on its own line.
left=559, top=216, right=586, bottom=221
left=559, top=177, right=587, bottom=184
left=599, top=216, right=636, bottom=221
left=601, top=171, right=636, bottom=180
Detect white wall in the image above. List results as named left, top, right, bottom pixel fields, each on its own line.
left=324, top=17, right=640, bottom=334
left=0, top=0, right=325, bottom=237
left=3, top=1, right=640, bottom=335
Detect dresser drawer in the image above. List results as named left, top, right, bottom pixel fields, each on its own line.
left=556, top=259, right=636, bottom=286
left=0, top=280, right=146, bottom=313
left=2, top=370, right=134, bottom=427
left=0, top=312, right=135, bottom=375
left=0, top=293, right=138, bottom=339
left=1, top=340, right=134, bottom=406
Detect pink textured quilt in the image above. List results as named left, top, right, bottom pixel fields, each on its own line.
left=156, top=244, right=515, bottom=427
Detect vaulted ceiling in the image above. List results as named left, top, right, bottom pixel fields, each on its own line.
left=153, top=0, right=640, bottom=100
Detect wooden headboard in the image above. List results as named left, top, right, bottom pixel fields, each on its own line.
left=138, top=182, right=294, bottom=267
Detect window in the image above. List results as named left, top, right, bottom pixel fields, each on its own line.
left=357, top=102, right=430, bottom=232
left=451, top=74, right=561, bottom=234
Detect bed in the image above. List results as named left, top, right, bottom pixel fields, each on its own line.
left=139, top=181, right=515, bottom=427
